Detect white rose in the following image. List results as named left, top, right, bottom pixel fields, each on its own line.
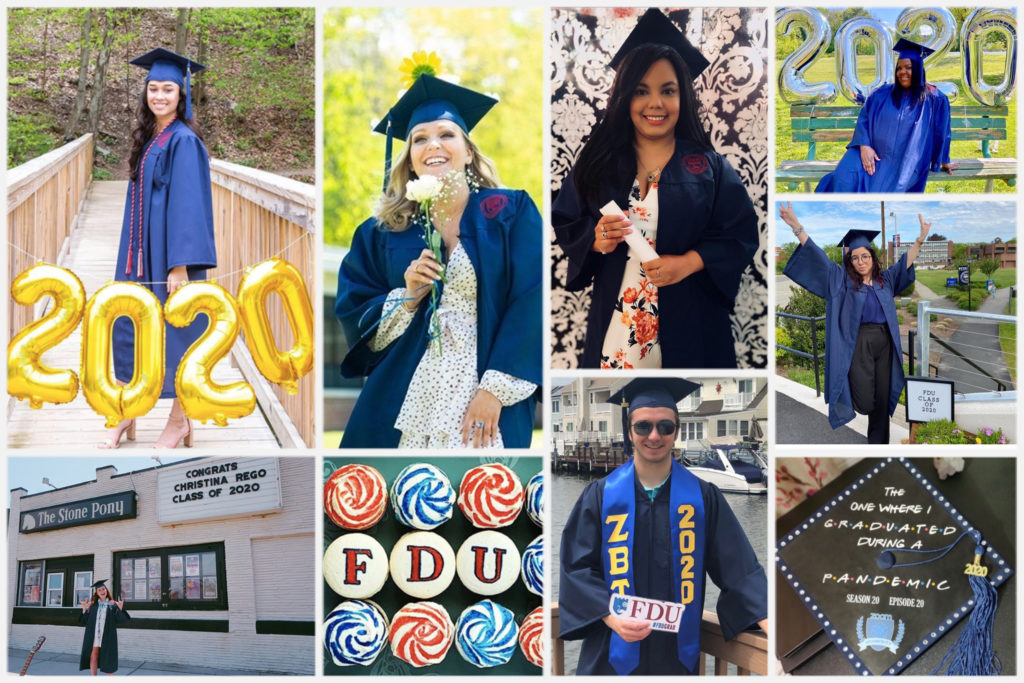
left=405, top=175, right=441, bottom=203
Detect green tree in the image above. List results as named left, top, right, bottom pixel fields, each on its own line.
left=779, top=287, right=827, bottom=370
left=978, top=257, right=1000, bottom=277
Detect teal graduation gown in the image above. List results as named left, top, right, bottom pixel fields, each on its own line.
left=558, top=472, right=767, bottom=675
left=552, top=141, right=758, bottom=368
left=783, top=238, right=915, bottom=429
left=335, top=188, right=542, bottom=448
left=816, top=84, right=951, bottom=193
left=113, top=120, right=217, bottom=398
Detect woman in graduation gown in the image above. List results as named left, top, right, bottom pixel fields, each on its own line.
left=552, top=9, right=758, bottom=369
left=335, top=64, right=541, bottom=449
left=779, top=203, right=929, bottom=443
left=78, top=580, right=130, bottom=675
left=558, top=378, right=767, bottom=675
left=815, top=39, right=955, bottom=193
left=100, top=48, right=217, bottom=449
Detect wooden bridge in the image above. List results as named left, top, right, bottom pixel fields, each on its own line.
left=7, top=134, right=316, bottom=449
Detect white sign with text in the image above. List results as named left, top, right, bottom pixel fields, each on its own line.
left=157, top=457, right=283, bottom=524
left=905, top=377, right=954, bottom=423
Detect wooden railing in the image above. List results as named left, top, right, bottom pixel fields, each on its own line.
left=7, top=134, right=93, bottom=339
left=209, top=160, right=316, bottom=448
left=551, top=603, right=767, bottom=675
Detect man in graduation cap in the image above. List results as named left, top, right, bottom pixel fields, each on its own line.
left=335, top=61, right=541, bottom=449
left=780, top=203, right=928, bottom=443
left=816, top=38, right=954, bottom=193
left=78, top=579, right=130, bottom=674
left=559, top=378, right=767, bottom=675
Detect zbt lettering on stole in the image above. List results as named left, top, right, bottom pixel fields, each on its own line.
left=608, top=594, right=685, bottom=633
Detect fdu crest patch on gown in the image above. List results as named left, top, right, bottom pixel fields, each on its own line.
left=776, top=458, right=1013, bottom=675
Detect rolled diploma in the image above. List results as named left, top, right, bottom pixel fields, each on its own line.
left=600, top=200, right=659, bottom=262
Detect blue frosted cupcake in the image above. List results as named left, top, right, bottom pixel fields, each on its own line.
left=391, top=463, right=456, bottom=530
left=455, top=599, right=519, bottom=668
left=324, top=600, right=389, bottom=667
left=525, top=472, right=543, bottom=527
left=521, top=534, right=543, bottom=596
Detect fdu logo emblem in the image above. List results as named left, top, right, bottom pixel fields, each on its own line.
left=611, top=595, right=629, bottom=615
left=856, top=613, right=905, bottom=653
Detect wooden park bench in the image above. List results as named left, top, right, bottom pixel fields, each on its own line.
left=777, top=104, right=1016, bottom=192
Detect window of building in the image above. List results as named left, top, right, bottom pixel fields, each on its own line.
left=738, top=379, right=753, bottom=394
left=552, top=399, right=560, bottom=413
left=717, top=420, right=727, bottom=437
left=73, top=571, right=94, bottom=606
left=553, top=424, right=560, bottom=432
left=114, top=543, right=227, bottom=610
left=567, top=423, right=574, bottom=433
left=45, top=573, right=63, bottom=607
left=682, top=422, right=704, bottom=440
left=598, top=420, right=608, bottom=432
left=17, top=555, right=93, bottom=607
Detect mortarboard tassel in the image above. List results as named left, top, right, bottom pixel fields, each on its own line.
left=184, top=59, right=193, bottom=120
left=620, top=396, right=631, bottom=456
left=383, top=116, right=394, bottom=193
left=878, top=530, right=1001, bottom=676
left=931, top=546, right=1000, bottom=676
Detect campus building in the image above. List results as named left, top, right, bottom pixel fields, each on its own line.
left=8, top=457, right=315, bottom=674
left=888, top=238, right=953, bottom=268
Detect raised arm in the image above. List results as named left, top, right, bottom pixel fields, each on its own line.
left=904, top=214, right=930, bottom=268
left=778, top=202, right=809, bottom=246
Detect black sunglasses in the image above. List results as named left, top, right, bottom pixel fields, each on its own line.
left=631, top=420, right=678, bottom=436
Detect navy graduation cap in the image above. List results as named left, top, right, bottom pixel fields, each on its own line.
left=838, top=229, right=880, bottom=251
left=609, top=9, right=710, bottom=79
left=894, top=37, right=936, bottom=60
left=375, top=73, right=497, bottom=191
left=607, top=377, right=698, bottom=455
left=776, top=458, right=1012, bottom=675
left=91, top=579, right=108, bottom=589
left=130, top=47, right=206, bottom=120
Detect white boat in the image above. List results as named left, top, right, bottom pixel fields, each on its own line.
left=681, top=444, right=767, bottom=494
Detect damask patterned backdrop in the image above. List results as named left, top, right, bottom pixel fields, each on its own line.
left=550, top=7, right=769, bottom=368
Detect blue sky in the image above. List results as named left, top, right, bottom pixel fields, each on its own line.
left=775, top=201, right=1016, bottom=247
left=9, top=456, right=194, bottom=504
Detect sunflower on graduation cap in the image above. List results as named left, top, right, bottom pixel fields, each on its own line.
left=399, top=51, right=442, bottom=88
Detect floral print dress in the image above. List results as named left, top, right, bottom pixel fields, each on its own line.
left=600, top=179, right=661, bottom=368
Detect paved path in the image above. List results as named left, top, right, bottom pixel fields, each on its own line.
left=775, top=376, right=909, bottom=445
left=933, top=287, right=1014, bottom=393
left=7, top=181, right=280, bottom=449
left=8, top=646, right=299, bottom=676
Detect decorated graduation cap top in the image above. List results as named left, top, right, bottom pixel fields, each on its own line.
left=130, top=47, right=206, bottom=120
left=838, top=229, right=880, bottom=251
left=776, top=458, right=1012, bottom=675
left=609, top=9, right=710, bottom=79
left=374, top=54, right=498, bottom=191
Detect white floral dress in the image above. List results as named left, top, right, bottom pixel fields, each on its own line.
left=371, top=242, right=536, bottom=448
left=600, top=179, right=661, bottom=368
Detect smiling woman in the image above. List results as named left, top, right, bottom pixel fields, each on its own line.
left=334, top=58, right=541, bottom=450
left=551, top=9, right=759, bottom=370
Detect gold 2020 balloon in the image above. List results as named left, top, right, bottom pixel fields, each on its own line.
left=81, top=283, right=165, bottom=427
left=7, top=263, right=86, bottom=408
left=165, top=281, right=256, bottom=426
left=236, top=258, right=314, bottom=395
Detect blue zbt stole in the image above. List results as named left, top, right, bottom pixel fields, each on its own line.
left=601, top=459, right=705, bottom=674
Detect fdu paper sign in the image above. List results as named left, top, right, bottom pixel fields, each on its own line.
left=608, top=594, right=685, bottom=632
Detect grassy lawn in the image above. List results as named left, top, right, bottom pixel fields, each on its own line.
left=776, top=52, right=1016, bottom=194
left=915, top=267, right=1016, bottom=295
left=999, top=297, right=1016, bottom=383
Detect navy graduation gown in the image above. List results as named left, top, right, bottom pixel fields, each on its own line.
left=816, top=84, right=951, bottom=193
left=113, top=119, right=217, bottom=398
left=78, top=602, right=130, bottom=673
left=559, top=471, right=767, bottom=675
left=335, top=188, right=542, bottom=448
left=552, top=141, right=758, bottom=368
left=783, top=238, right=914, bottom=429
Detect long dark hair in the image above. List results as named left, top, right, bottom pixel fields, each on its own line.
left=572, top=43, right=711, bottom=209
left=844, top=246, right=882, bottom=289
left=128, top=85, right=203, bottom=180
left=891, top=56, right=929, bottom=106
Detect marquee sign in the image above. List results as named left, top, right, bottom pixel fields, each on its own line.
left=20, top=491, right=137, bottom=533
left=157, top=457, right=283, bottom=524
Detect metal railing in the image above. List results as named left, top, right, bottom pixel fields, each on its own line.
left=775, top=311, right=826, bottom=395
left=551, top=603, right=767, bottom=675
left=916, top=299, right=1017, bottom=400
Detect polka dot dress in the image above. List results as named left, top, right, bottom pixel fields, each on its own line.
left=601, top=179, right=662, bottom=368
left=381, top=243, right=533, bottom=448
